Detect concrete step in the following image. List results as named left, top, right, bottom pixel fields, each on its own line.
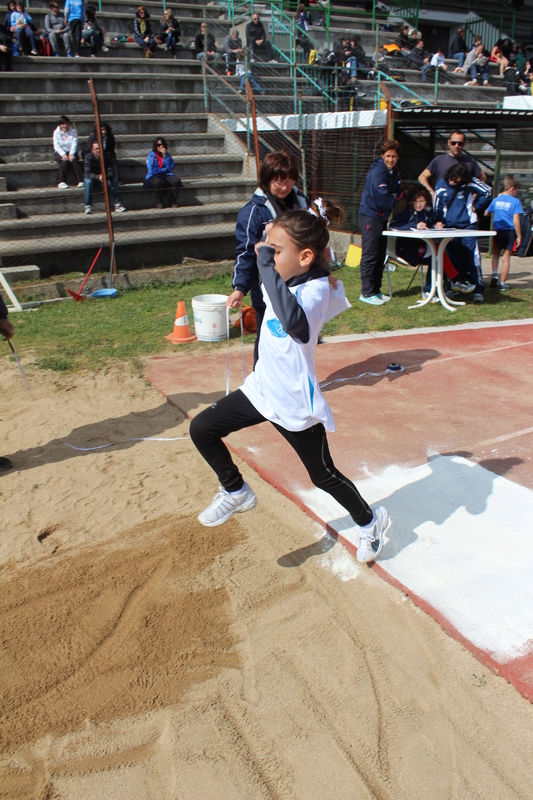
left=14, top=43, right=199, bottom=60
left=0, top=72, right=204, bottom=95
left=0, top=176, right=257, bottom=216
left=0, top=134, right=226, bottom=163
left=0, top=220, right=238, bottom=274
left=0, top=93, right=206, bottom=116
left=0, top=113, right=209, bottom=139
left=0, top=202, right=243, bottom=240
left=0, top=265, right=40, bottom=282
left=0, top=154, right=245, bottom=190
left=13, top=55, right=202, bottom=73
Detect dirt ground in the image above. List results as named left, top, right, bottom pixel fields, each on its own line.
left=1, top=361, right=533, bottom=800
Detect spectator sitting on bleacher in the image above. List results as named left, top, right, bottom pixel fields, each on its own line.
left=84, top=140, right=125, bottom=214
left=224, top=28, right=243, bottom=74
left=156, top=8, right=180, bottom=58
left=490, top=38, right=510, bottom=75
left=64, top=0, right=84, bottom=57
left=421, top=47, right=449, bottom=83
left=82, top=5, right=108, bottom=57
left=245, top=11, right=274, bottom=62
left=0, top=15, right=12, bottom=69
left=11, top=2, right=38, bottom=55
left=45, top=2, right=72, bottom=57
left=449, top=27, right=466, bottom=68
left=194, top=21, right=220, bottom=65
left=350, top=35, right=367, bottom=66
left=236, top=52, right=265, bottom=95
left=53, top=114, right=84, bottom=189
left=144, top=137, right=182, bottom=209
left=457, top=42, right=490, bottom=86
left=83, top=121, right=118, bottom=180
left=333, top=34, right=356, bottom=75
left=134, top=5, right=155, bottom=58
left=404, top=39, right=430, bottom=72
left=396, top=23, right=411, bottom=51
left=3, top=1, right=15, bottom=30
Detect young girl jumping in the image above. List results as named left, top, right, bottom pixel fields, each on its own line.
left=190, top=209, right=391, bottom=564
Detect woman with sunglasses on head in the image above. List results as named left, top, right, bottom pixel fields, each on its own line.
left=156, top=8, right=180, bottom=58
left=144, top=137, right=182, bottom=208
left=228, top=150, right=308, bottom=365
left=134, top=5, right=155, bottom=57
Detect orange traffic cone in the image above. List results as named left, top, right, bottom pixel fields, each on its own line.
left=165, top=300, right=196, bottom=343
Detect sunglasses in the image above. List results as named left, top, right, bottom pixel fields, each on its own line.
left=450, top=141, right=465, bottom=146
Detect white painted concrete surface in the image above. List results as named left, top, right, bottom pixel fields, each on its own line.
left=300, top=456, right=533, bottom=663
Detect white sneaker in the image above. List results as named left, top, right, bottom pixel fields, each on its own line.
left=77, top=181, right=84, bottom=187
left=58, top=182, right=68, bottom=189
left=198, top=482, right=257, bottom=527
left=114, top=203, right=126, bottom=212
left=102, top=45, right=109, bottom=52
left=85, top=205, right=93, bottom=214
left=357, top=507, right=390, bottom=564
left=423, top=291, right=439, bottom=303
left=377, top=292, right=391, bottom=302
left=451, top=280, right=476, bottom=293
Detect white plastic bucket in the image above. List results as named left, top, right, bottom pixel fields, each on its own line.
left=191, top=294, right=229, bottom=342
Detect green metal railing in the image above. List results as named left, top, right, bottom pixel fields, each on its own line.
left=375, top=69, right=431, bottom=110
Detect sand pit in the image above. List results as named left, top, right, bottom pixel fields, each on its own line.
left=1, top=360, right=533, bottom=799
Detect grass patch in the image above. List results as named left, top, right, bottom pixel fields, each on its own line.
left=7, top=264, right=532, bottom=373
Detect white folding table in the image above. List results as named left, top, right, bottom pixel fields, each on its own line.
left=382, top=229, right=496, bottom=312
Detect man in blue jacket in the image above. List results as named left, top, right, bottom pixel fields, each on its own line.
left=358, top=139, right=402, bottom=305
left=0, top=291, right=14, bottom=471
left=434, top=163, right=492, bottom=303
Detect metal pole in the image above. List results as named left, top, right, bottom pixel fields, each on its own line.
left=489, top=123, right=502, bottom=257
left=203, top=10, right=208, bottom=112
left=88, top=78, right=116, bottom=275
left=298, top=94, right=307, bottom=197
left=372, top=0, right=375, bottom=32
left=434, top=61, right=438, bottom=106
left=246, top=80, right=261, bottom=184
left=291, top=18, right=297, bottom=116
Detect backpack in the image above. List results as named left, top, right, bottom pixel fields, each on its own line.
left=517, top=207, right=533, bottom=257
left=503, top=68, right=520, bottom=95
left=320, top=49, right=336, bottom=67
left=38, top=36, right=51, bottom=57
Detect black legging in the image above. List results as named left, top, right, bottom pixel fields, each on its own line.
left=69, top=18, right=82, bottom=55
left=189, top=389, right=373, bottom=526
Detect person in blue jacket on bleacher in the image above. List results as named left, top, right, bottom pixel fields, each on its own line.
left=144, top=137, right=182, bottom=208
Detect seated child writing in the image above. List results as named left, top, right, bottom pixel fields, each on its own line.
left=190, top=208, right=392, bottom=564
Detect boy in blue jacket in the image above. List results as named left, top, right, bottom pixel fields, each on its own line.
left=358, top=139, right=402, bottom=305
left=434, top=163, right=492, bottom=303
left=64, top=0, right=84, bottom=56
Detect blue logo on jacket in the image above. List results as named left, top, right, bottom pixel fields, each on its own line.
left=266, top=318, right=288, bottom=338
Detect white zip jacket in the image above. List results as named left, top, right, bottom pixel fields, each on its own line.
left=53, top=126, right=78, bottom=157
left=240, top=245, right=335, bottom=432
